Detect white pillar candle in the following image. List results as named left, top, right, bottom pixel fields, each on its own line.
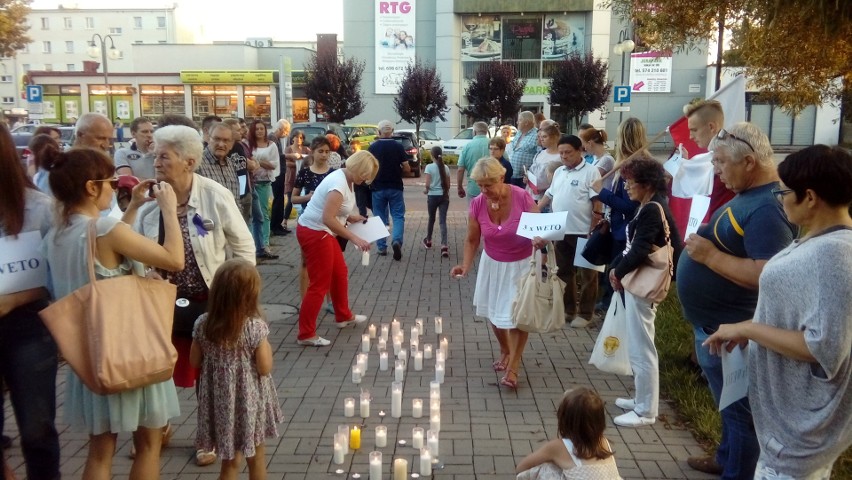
left=358, top=353, right=369, bottom=372
left=393, top=338, right=402, bottom=356
left=391, top=381, right=403, bottom=418
left=410, top=325, right=419, bottom=340
left=375, top=425, right=387, bottom=448
left=412, top=398, right=423, bottom=418
left=435, top=363, right=444, bottom=384
left=379, top=351, right=389, bottom=371
left=398, top=348, right=407, bottom=362
left=436, top=350, right=445, bottom=364
left=413, top=350, right=423, bottom=371
left=369, top=451, right=383, bottom=480
left=368, top=323, right=377, bottom=339
left=352, top=365, right=362, bottom=384
left=430, top=412, right=441, bottom=433
left=393, top=458, right=407, bottom=480
left=434, top=316, right=443, bottom=334
left=378, top=337, right=387, bottom=352
left=423, top=344, right=433, bottom=359
left=430, top=381, right=441, bottom=401
left=430, top=398, right=441, bottom=415
left=394, top=359, right=404, bottom=382
left=440, top=337, right=449, bottom=359
left=427, top=429, right=439, bottom=458
left=419, top=448, right=432, bottom=476
left=410, top=339, right=419, bottom=353
left=391, top=318, right=400, bottom=337
left=333, top=433, right=346, bottom=464
left=380, top=323, right=389, bottom=342
left=360, top=392, right=371, bottom=418
left=344, top=397, right=355, bottom=417
left=415, top=317, right=424, bottom=333
left=412, top=427, right=424, bottom=449
left=361, top=334, right=370, bottom=353
left=338, top=425, right=349, bottom=450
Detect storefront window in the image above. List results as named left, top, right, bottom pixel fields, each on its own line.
left=88, top=84, right=133, bottom=120
left=243, top=86, right=271, bottom=124
left=293, top=98, right=309, bottom=122
left=41, top=85, right=81, bottom=124
left=141, top=84, right=186, bottom=118
left=191, top=85, right=237, bottom=122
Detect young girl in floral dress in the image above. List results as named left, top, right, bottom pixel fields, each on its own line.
left=190, top=259, right=283, bottom=480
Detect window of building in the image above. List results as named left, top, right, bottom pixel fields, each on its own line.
left=2, top=97, right=14, bottom=104
left=157, top=16, right=166, bottom=29
left=65, top=41, right=74, bottom=53
left=86, top=17, right=95, bottom=29
left=243, top=86, right=271, bottom=124
left=67, top=64, right=76, bottom=71
left=0, top=75, right=12, bottom=83
left=134, top=17, right=142, bottom=29
left=41, top=17, right=49, bottom=30
left=140, top=84, right=186, bottom=117
left=22, top=64, right=30, bottom=72
left=135, top=40, right=143, bottom=44
left=42, top=41, right=51, bottom=53
left=109, top=27, right=122, bottom=35
left=191, top=85, right=237, bottom=122
left=44, top=64, right=53, bottom=71
left=64, top=17, right=72, bottom=29
left=21, top=44, right=28, bottom=54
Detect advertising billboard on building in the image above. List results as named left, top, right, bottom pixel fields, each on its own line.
left=629, top=52, right=673, bottom=93
left=375, top=0, right=416, bottom=94
left=461, top=15, right=502, bottom=62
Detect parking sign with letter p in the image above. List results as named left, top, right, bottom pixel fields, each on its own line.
left=614, top=86, right=631, bottom=104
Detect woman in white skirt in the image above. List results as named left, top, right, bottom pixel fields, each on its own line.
left=451, top=157, right=543, bottom=389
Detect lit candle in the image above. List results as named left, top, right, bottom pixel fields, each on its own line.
left=415, top=317, right=424, bottom=333
left=393, top=337, right=402, bottom=356
left=350, top=425, right=361, bottom=450
left=420, top=448, right=432, bottom=476
left=398, top=348, right=407, bottom=362
left=430, top=412, right=441, bottom=433
left=430, top=398, right=441, bottom=415
left=434, top=316, right=443, bottom=334
left=412, top=398, right=423, bottom=418
left=436, top=350, right=445, bottom=364
left=378, top=337, right=387, bottom=352
left=409, top=338, right=419, bottom=353
left=413, top=350, right=423, bottom=371
left=338, top=424, right=349, bottom=450
left=375, top=425, right=387, bottom=448
left=380, top=323, right=389, bottom=341
left=369, top=451, right=382, bottom=480
left=391, top=381, right=402, bottom=418
left=430, top=381, right=440, bottom=401
left=393, top=458, right=407, bottom=480
left=368, top=323, right=377, bottom=339
left=379, top=351, right=389, bottom=371
left=412, top=427, right=424, bottom=449
left=333, top=433, right=346, bottom=464
left=394, top=359, right=404, bottom=382
left=427, top=429, right=439, bottom=458
left=423, top=344, right=433, bottom=359
left=391, top=318, right=400, bottom=337
left=440, top=337, right=449, bottom=358
left=410, top=325, right=419, bottom=340
left=358, top=352, right=369, bottom=372
left=352, top=365, right=362, bottom=384
left=435, top=363, right=444, bottom=384
left=361, top=334, right=370, bottom=353
left=360, top=391, right=371, bottom=418
left=344, top=397, right=355, bottom=417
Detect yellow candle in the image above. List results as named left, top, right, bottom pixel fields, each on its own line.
left=350, top=425, right=361, bottom=450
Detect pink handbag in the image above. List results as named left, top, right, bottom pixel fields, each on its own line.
left=39, top=220, right=178, bottom=395
left=621, top=202, right=673, bottom=304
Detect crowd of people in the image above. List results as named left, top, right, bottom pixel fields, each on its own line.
left=1, top=105, right=850, bottom=479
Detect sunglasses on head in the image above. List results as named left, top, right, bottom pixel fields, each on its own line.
left=717, top=128, right=755, bottom=153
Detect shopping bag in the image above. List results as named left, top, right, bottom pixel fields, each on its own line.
left=589, top=295, right=632, bottom=376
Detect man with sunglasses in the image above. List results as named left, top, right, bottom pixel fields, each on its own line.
left=676, top=122, right=796, bottom=479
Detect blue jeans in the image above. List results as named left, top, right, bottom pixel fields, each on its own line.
left=694, top=325, right=760, bottom=480
left=372, top=188, right=405, bottom=251
left=253, top=182, right=272, bottom=249
left=250, top=189, right=264, bottom=253
left=0, top=301, right=60, bottom=480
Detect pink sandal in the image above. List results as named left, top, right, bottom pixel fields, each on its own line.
left=500, top=370, right=519, bottom=389
left=492, top=359, right=507, bottom=372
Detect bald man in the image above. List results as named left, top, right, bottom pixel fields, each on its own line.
left=74, top=113, right=114, bottom=151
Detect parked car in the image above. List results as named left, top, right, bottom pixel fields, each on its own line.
left=395, top=129, right=444, bottom=151
left=12, top=124, right=75, bottom=158
left=342, top=124, right=379, bottom=146
left=291, top=122, right=350, bottom=146
left=391, top=132, right=422, bottom=177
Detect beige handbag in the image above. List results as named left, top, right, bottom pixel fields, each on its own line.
left=40, top=220, right=178, bottom=395
left=512, top=246, right=567, bottom=333
left=621, top=202, right=673, bottom=304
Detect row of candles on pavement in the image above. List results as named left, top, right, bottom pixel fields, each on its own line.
left=335, top=317, right=445, bottom=478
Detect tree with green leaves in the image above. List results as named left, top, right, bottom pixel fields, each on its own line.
left=393, top=60, right=448, bottom=139
left=457, top=62, right=526, bottom=126
left=303, top=52, right=366, bottom=123
left=0, top=0, right=31, bottom=58
left=547, top=53, right=612, bottom=131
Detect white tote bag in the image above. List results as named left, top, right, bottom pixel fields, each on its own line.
left=589, top=295, right=633, bottom=376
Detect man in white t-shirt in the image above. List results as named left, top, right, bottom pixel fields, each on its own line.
left=538, top=134, right=602, bottom=328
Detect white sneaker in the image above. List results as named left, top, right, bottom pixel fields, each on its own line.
left=336, top=314, right=368, bottom=329
left=570, top=316, right=590, bottom=328
left=614, top=411, right=656, bottom=427
left=615, top=398, right=636, bottom=410
left=297, top=336, right=331, bottom=346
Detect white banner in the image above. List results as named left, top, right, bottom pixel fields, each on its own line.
left=630, top=51, right=673, bottom=93
left=375, top=0, right=416, bottom=94
left=516, top=211, right=569, bottom=241
left=0, top=231, right=48, bottom=295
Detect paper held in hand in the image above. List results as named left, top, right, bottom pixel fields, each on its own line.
left=683, top=194, right=711, bottom=240
left=516, top=211, right=569, bottom=241
left=573, top=237, right=606, bottom=272
left=347, top=216, right=391, bottom=244
left=719, top=346, right=749, bottom=411
left=0, top=231, right=48, bottom=295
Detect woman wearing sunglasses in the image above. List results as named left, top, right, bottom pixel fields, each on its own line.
left=43, top=146, right=185, bottom=479
left=704, top=144, right=852, bottom=479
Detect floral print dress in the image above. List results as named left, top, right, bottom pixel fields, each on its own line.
left=193, top=314, right=283, bottom=460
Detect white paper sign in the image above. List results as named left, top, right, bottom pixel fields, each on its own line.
left=0, top=231, right=48, bottom=295
left=238, top=174, right=248, bottom=196
left=347, top=216, right=391, bottom=244
left=663, top=150, right=683, bottom=177
left=516, top=211, right=568, bottom=241
left=573, top=237, right=606, bottom=272
left=684, top=195, right=711, bottom=240
left=719, top=345, right=749, bottom=411
left=525, top=169, right=538, bottom=188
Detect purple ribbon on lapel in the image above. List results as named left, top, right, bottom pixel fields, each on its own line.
left=192, top=213, right=209, bottom=237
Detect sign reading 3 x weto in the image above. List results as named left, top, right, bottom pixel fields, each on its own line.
left=180, top=70, right=277, bottom=84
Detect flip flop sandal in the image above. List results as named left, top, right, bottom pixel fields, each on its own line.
left=500, top=370, right=519, bottom=389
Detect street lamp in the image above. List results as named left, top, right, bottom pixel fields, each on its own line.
left=88, top=34, right=122, bottom=120
left=613, top=29, right=635, bottom=123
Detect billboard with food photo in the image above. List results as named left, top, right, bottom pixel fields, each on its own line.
left=461, top=15, right=502, bottom=61
left=541, top=13, right=586, bottom=59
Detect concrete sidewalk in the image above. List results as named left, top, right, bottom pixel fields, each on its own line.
left=3, top=210, right=714, bottom=479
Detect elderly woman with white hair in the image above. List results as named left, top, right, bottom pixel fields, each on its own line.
left=127, top=125, right=254, bottom=466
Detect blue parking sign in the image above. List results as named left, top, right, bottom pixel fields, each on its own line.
left=26, top=85, right=43, bottom=103
left=614, top=86, right=631, bottom=103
